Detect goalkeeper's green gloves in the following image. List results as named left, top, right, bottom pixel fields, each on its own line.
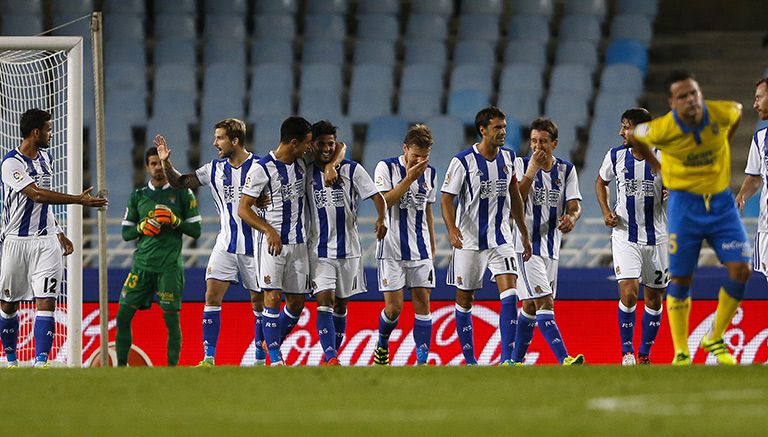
left=137, top=216, right=161, bottom=236
left=154, top=204, right=181, bottom=228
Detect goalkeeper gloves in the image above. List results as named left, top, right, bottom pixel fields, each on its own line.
left=154, top=204, right=182, bottom=228
left=137, top=216, right=161, bottom=237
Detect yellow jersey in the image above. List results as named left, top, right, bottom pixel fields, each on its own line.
left=633, top=100, right=741, bottom=195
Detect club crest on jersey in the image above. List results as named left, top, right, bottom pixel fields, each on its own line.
left=263, top=275, right=272, bottom=285
left=457, top=276, right=463, bottom=286
left=168, top=195, right=176, bottom=204
left=207, top=266, right=212, bottom=274
left=382, top=278, right=388, bottom=286
left=615, top=265, right=621, bottom=275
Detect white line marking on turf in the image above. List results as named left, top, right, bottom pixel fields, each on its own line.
left=587, top=390, right=768, bottom=417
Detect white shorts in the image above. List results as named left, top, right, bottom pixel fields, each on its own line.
left=446, top=243, right=519, bottom=290
left=205, top=246, right=260, bottom=291
left=754, top=232, right=768, bottom=277
left=517, top=254, right=558, bottom=300
left=310, top=254, right=366, bottom=298
left=0, top=235, right=63, bottom=302
left=377, top=258, right=435, bottom=292
left=611, top=236, right=670, bottom=288
left=258, top=242, right=310, bottom=294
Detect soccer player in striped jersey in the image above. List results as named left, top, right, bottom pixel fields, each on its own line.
left=595, top=108, right=667, bottom=365
left=736, top=78, right=768, bottom=285
left=156, top=118, right=266, bottom=366
left=238, top=116, right=344, bottom=366
left=306, top=121, right=387, bottom=365
left=511, top=118, right=585, bottom=366
left=0, top=108, right=107, bottom=368
left=442, top=106, right=532, bottom=366
left=630, top=71, right=750, bottom=365
left=372, top=124, right=437, bottom=366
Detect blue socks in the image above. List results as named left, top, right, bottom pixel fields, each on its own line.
left=253, top=310, right=266, bottom=362
left=414, top=313, right=432, bottom=364
left=377, top=309, right=398, bottom=349
left=454, top=304, right=476, bottom=365
left=333, top=311, right=347, bottom=351
left=0, top=310, right=19, bottom=363
left=536, top=309, right=568, bottom=364
left=618, top=302, right=636, bottom=355
left=317, top=306, right=337, bottom=361
left=639, top=305, right=663, bottom=357
left=499, top=289, right=517, bottom=362
left=511, top=310, right=536, bottom=363
left=202, top=305, right=221, bottom=359
left=34, top=311, right=55, bottom=364
left=262, top=307, right=282, bottom=363
left=278, top=306, right=300, bottom=342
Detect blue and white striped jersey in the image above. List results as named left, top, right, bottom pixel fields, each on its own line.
left=441, top=144, right=517, bottom=250
left=514, top=156, right=582, bottom=259
left=195, top=153, right=260, bottom=255
left=242, top=152, right=307, bottom=245
left=1, top=148, right=58, bottom=239
left=599, top=147, right=667, bottom=245
left=745, top=127, right=768, bottom=233
left=306, top=160, right=379, bottom=259
left=374, top=155, right=437, bottom=261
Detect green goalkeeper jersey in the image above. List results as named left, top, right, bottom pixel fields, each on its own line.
left=122, top=182, right=202, bottom=272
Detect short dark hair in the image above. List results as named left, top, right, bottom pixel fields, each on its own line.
left=529, top=117, right=558, bottom=140
left=404, top=124, right=433, bottom=149
left=214, top=118, right=246, bottom=146
left=280, top=116, right=312, bottom=143
left=621, top=108, right=652, bottom=126
left=145, top=146, right=159, bottom=165
left=475, top=106, right=506, bottom=136
left=20, top=108, right=51, bottom=138
left=756, top=77, right=768, bottom=89
left=664, top=70, right=696, bottom=96
left=311, top=120, right=337, bottom=139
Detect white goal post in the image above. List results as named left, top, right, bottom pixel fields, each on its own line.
left=0, top=36, right=83, bottom=367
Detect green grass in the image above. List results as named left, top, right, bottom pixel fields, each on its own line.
left=3, top=366, right=768, bottom=436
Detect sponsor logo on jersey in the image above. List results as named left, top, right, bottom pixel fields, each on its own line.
left=12, top=170, right=22, bottom=181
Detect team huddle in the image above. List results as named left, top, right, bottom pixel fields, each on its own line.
left=0, top=71, right=765, bottom=367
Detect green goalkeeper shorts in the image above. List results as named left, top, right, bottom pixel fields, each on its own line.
left=120, top=267, right=184, bottom=311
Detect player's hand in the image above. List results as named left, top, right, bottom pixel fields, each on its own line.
left=521, top=236, right=532, bottom=262
left=531, top=150, right=547, bottom=169
left=255, top=193, right=271, bottom=209
left=405, top=157, right=428, bottom=182
left=558, top=214, right=576, bottom=233
left=266, top=228, right=283, bottom=256
left=154, top=134, right=170, bottom=161
left=137, top=216, right=161, bottom=236
left=602, top=212, right=618, bottom=228
left=735, top=193, right=746, bottom=212
left=324, top=166, right=339, bottom=187
left=78, top=187, right=109, bottom=208
left=662, top=188, right=669, bottom=202
left=447, top=226, right=463, bottom=249
left=57, top=233, right=74, bottom=256
left=154, top=204, right=181, bottom=228
left=375, top=217, right=387, bottom=240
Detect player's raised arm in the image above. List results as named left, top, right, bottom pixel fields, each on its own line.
left=627, top=126, right=661, bottom=173
left=155, top=134, right=202, bottom=189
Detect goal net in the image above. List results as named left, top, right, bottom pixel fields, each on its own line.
left=0, top=37, right=83, bottom=367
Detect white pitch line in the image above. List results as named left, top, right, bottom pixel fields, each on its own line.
left=587, top=389, right=768, bottom=416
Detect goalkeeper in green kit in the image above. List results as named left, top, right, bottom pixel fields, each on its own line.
left=116, top=147, right=202, bottom=366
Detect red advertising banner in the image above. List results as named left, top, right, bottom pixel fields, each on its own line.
left=79, top=301, right=768, bottom=366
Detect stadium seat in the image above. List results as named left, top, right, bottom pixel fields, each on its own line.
left=500, top=63, right=544, bottom=95
left=307, top=0, right=348, bottom=15
left=401, top=64, right=444, bottom=92
left=253, top=14, right=296, bottom=40
left=549, top=64, right=593, bottom=97
left=154, top=64, right=196, bottom=93
left=357, top=0, right=400, bottom=15
left=154, top=14, right=196, bottom=42
left=600, top=64, right=644, bottom=95
left=461, top=0, right=503, bottom=15
left=555, top=41, right=598, bottom=71
left=105, top=63, right=146, bottom=94
left=103, top=14, right=144, bottom=41
left=503, top=40, right=547, bottom=69
left=757, top=118, right=768, bottom=132
left=365, top=115, right=409, bottom=145
left=410, top=0, right=454, bottom=17
left=504, top=118, right=523, bottom=151
left=511, top=0, right=554, bottom=18
left=610, top=14, right=653, bottom=47
left=497, top=90, right=540, bottom=125
left=254, top=0, right=298, bottom=15
left=304, top=14, right=346, bottom=41
left=2, top=0, right=42, bottom=14
left=106, top=89, right=146, bottom=126
left=249, top=89, right=293, bottom=119
left=51, top=13, right=90, bottom=37
left=558, top=15, right=601, bottom=44
left=300, top=63, right=343, bottom=92
left=348, top=88, right=392, bottom=123
left=204, top=14, right=246, bottom=41
left=404, top=40, right=448, bottom=67
left=0, top=14, right=43, bottom=36
left=449, top=65, right=494, bottom=93
left=204, top=0, right=247, bottom=15
left=616, top=0, right=658, bottom=19
left=155, top=0, right=195, bottom=14
left=202, top=64, right=247, bottom=104
left=593, top=92, right=638, bottom=119
left=103, top=0, right=145, bottom=15
left=350, top=64, right=394, bottom=94
left=356, top=14, right=399, bottom=42
left=457, top=14, right=500, bottom=41
left=251, top=39, right=294, bottom=65
left=398, top=89, right=442, bottom=121
left=453, top=41, right=496, bottom=67
left=405, top=14, right=449, bottom=41
left=447, top=89, right=491, bottom=124
left=104, top=39, right=146, bottom=66
left=152, top=89, right=197, bottom=122
left=253, top=115, right=286, bottom=152
left=204, top=38, right=246, bottom=67
left=200, top=100, right=246, bottom=142
left=544, top=93, right=589, bottom=127
left=605, top=39, right=648, bottom=75
left=301, top=40, right=345, bottom=65
left=51, top=0, right=93, bottom=18
left=144, top=117, right=191, bottom=159
left=354, top=40, right=396, bottom=65
left=507, top=15, right=550, bottom=43
left=252, top=63, right=293, bottom=93
left=299, top=90, right=343, bottom=122
left=564, top=0, right=607, bottom=21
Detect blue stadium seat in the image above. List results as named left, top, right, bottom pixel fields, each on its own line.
left=453, top=41, right=496, bottom=66
left=461, top=0, right=503, bottom=15
left=156, top=0, right=195, bottom=14
left=507, top=15, right=550, bottom=43
left=332, top=117, right=354, bottom=146
left=398, top=89, right=442, bottom=121
left=152, top=89, right=197, bottom=123
left=503, top=40, right=547, bottom=69
left=511, top=0, right=554, bottom=18
left=559, top=15, right=601, bottom=44
left=497, top=90, right=540, bottom=125
left=103, top=0, right=145, bottom=15
left=299, top=89, right=343, bottom=121
left=300, top=63, right=343, bottom=92
left=205, top=0, right=248, bottom=15
left=200, top=99, right=246, bottom=143
left=401, top=64, right=444, bottom=92
left=610, top=14, right=653, bottom=47
left=106, top=89, right=146, bottom=126
left=357, top=14, right=399, bottom=42
left=350, top=64, right=394, bottom=94
left=357, top=0, right=400, bottom=15
left=504, top=118, right=523, bottom=151
left=249, top=89, right=292, bottom=119
left=757, top=118, right=768, bottom=132
left=202, top=64, right=247, bottom=104
left=252, top=63, right=293, bottom=93
left=3, top=0, right=42, bottom=14
left=410, top=0, right=453, bottom=17
left=251, top=39, right=294, bottom=65
left=593, top=92, right=638, bottom=119
left=253, top=14, right=296, bottom=40
left=253, top=115, right=286, bottom=152
left=544, top=93, right=589, bottom=127
left=104, top=39, right=146, bottom=66
left=304, top=14, right=346, bottom=41
left=348, top=88, right=392, bottom=123
left=145, top=117, right=191, bottom=159
left=204, top=14, right=246, bottom=41
left=204, top=38, right=246, bottom=66
left=307, top=0, right=348, bottom=14
left=51, top=13, right=90, bottom=37
left=405, top=14, right=448, bottom=41
left=552, top=121, right=578, bottom=156
left=302, top=40, right=345, bottom=65
left=549, top=64, right=593, bottom=97
left=447, top=90, right=491, bottom=124
left=154, top=14, right=196, bottom=42
left=254, top=0, right=298, bottom=14
left=457, top=14, right=500, bottom=41
left=564, top=0, right=607, bottom=21
left=365, top=115, right=409, bottom=145
left=616, top=0, right=658, bottom=19
left=354, top=40, right=396, bottom=65
left=555, top=41, right=598, bottom=71
left=51, top=0, right=92, bottom=18
left=500, top=63, right=544, bottom=95
left=103, top=13, right=144, bottom=41
left=605, top=39, right=648, bottom=75
left=404, top=40, right=448, bottom=67
left=450, top=65, right=494, bottom=93
left=600, top=64, right=644, bottom=96
left=154, top=64, right=196, bottom=92
left=1, top=14, right=43, bottom=35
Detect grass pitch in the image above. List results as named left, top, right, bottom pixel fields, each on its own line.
left=3, top=365, right=767, bottom=436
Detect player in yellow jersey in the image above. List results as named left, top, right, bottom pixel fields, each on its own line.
left=629, top=71, right=751, bottom=366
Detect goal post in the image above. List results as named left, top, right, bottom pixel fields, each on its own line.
left=0, top=36, right=83, bottom=367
